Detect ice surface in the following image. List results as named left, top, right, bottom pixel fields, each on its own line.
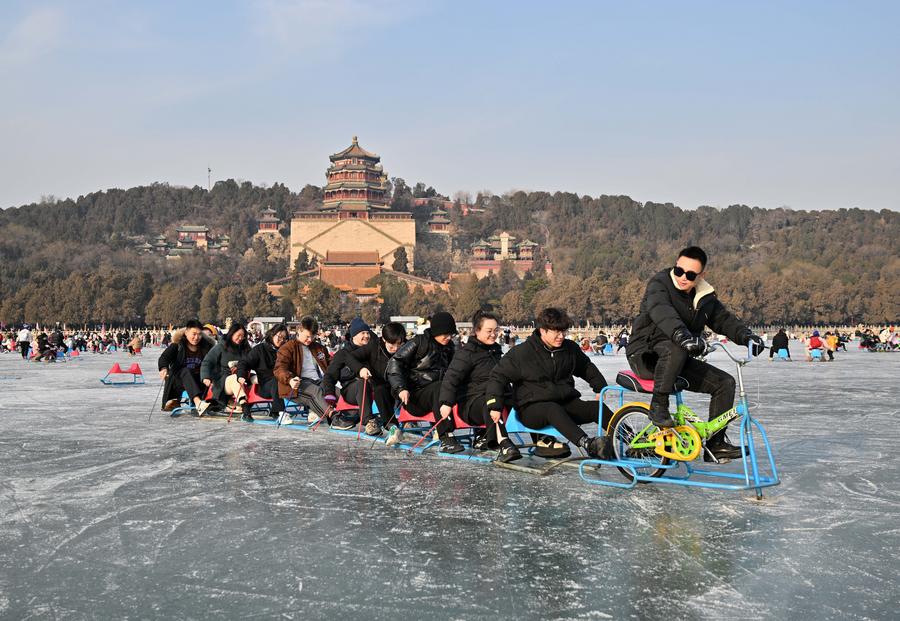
left=0, top=344, right=898, bottom=620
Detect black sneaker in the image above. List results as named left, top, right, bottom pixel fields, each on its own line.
left=439, top=434, right=464, bottom=454
left=241, top=412, right=254, bottom=423
left=473, top=435, right=497, bottom=451
left=496, top=440, right=522, bottom=463
left=269, top=410, right=281, bottom=420
left=648, top=401, right=675, bottom=428
left=534, top=436, right=571, bottom=459
left=331, top=414, right=356, bottom=431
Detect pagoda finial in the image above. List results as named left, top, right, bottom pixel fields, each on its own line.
left=352, top=135, right=358, bottom=144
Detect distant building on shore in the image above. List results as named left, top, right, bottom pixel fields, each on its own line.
left=469, top=231, right=549, bottom=279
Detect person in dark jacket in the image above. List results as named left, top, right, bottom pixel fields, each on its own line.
left=322, top=317, right=376, bottom=432
left=273, top=316, right=332, bottom=425
left=237, top=323, right=288, bottom=423
left=236, top=323, right=288, bottom=422
left=438, top=310, right=521, bottom=463
left=626, top=246, right=765, bottom=462
left=485, top=307, right=611, bottom=459
left=345, top=322, right=407, bottom=445
left=385, top=311, right=461, bottom=454
left=200, top=321, right=252, bottom=416
left=769, top=328, right=790, bottom=360
left=157, top=319, right=217, bottom=412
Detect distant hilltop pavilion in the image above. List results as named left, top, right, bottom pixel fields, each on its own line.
left=289, top=137, right=415, bottom=271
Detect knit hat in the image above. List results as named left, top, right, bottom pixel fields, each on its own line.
left=349, top=317, right=370, bottom=338
left=429, top=312, right=457, bottom=336
left=812, top=330, right=820, bottom=337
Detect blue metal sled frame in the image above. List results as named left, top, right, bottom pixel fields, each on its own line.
left=578, top=382, right=780, bottom=497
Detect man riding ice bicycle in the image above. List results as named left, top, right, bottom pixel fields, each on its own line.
left=626, top=246, right=765, bottom=462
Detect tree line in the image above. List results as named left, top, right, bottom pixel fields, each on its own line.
left=1, top=180, right=897, bottom=326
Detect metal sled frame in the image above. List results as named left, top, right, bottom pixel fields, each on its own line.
left=579, top=345, right=780, bottom=498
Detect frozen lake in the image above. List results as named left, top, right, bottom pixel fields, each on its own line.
left=0, top=342, right=898, bottom=620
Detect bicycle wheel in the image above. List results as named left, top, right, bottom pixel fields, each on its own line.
left=606, top=403, right=670, bottom=481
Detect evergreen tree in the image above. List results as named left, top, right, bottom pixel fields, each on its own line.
left=392, top=247, right=409, bottom=273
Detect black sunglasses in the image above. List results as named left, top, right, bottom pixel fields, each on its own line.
left=673, top=266, right=700, bottom=281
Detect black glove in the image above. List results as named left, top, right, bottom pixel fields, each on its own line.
left=747, top=333, right=765, bottom=357
left=673, top=328, right=708, bottom=357
left=735, top=329, right=765, bottom=356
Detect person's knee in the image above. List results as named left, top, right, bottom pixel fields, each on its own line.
left=718, top=373, right=736, bottom=395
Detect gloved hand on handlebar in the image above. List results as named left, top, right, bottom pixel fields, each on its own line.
left=735, top=329, right=765, bottom=356
left=673, top=327, right=708, bottom=357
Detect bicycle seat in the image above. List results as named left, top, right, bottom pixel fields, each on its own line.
left=615, top=370, right=689, bottom=394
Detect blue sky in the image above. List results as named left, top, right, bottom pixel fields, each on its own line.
left=1, top=0, right=898, bottom=210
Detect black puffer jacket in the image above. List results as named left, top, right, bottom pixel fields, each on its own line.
left=346, top=336, right=395, bottom=386
left=386, top=329, right=454, bottom=396
left=485, top=330, right=607, bottom=410
left=438, top=337, right=503, bottom=407
left=201, top=338, right=251, bottom=402
left=157, top=329, right=217, bottom=404
left=627, top=269, right=748, bottom=357
left=236, top=340, right=280, bottom=386
left=321, top=335, right=370, bottom=398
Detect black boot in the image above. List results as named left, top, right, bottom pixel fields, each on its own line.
left=648, top=393, right=675, bottom=428
left=704, top=430, right=746, bottom=462
left=496, top=439, right=522, bottom=463
left=240, top=403, right=254, bottom=423
left=578, top=435, right=609, bottom=458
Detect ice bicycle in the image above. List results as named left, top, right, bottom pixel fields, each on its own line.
left=579, top=342, right=780, bottom=499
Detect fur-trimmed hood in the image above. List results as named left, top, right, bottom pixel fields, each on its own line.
left=170, top=328, right=217, bottom=348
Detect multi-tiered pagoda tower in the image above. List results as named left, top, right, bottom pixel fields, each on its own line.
left=290, top=137, right=416, bottom=273
left=321, top=136, right=390, bottom=212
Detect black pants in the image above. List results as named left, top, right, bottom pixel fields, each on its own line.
left=245, top=376, right=284, bottom=416
left=519, top=398, right=611, bottom=445
left=341, top=378, right=395, bottom=425
left=628, top=340, right=736, bottom=422
left=19, top=341, right=29, bottom=359
left=173, top=368, right=205, bottom=402
left=457, top=395, right=511, bottom=444
left=404, top=381, right=453, bottom=436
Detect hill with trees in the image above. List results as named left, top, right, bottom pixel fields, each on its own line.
left=0, top=179, right=897, bottom=327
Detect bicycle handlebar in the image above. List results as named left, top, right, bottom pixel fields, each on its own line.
left=708, top=341, right=752, bottom=364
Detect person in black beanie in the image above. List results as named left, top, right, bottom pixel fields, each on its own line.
left=322, top=317, right=379, bottom=433
left=386, top=311, right=461, bottom=453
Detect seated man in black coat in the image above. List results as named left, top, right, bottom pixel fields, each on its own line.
left=386, top=311, right=461, bottom=454
left=485, top=307, right=611, bottom=459
left=626, top=246, right=764, bottom=462
left=157, top=319, right=217, bottom=412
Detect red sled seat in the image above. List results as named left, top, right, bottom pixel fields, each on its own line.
left=335, top=395, right=359, bottom=412
left=615, top=370, right=689, bottom=394
left=245, top=384, right=272, bottom=405
left=398, top=406, right=437, bottom=424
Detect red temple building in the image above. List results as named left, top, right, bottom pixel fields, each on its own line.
left=256, top=207, right=281, bottom=234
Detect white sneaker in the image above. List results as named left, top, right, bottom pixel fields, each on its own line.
left=306, top=412, right=320, bottom=425
left=196, top=401, right=211, bottom=417
left=384, top=425, right=404, bottom=447
left=279, top=412, right=293, bottom=425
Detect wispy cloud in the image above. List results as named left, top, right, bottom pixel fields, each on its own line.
left=250, top=0, right=427, bottom=52
left=0, top=6, right=65, bottom=70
